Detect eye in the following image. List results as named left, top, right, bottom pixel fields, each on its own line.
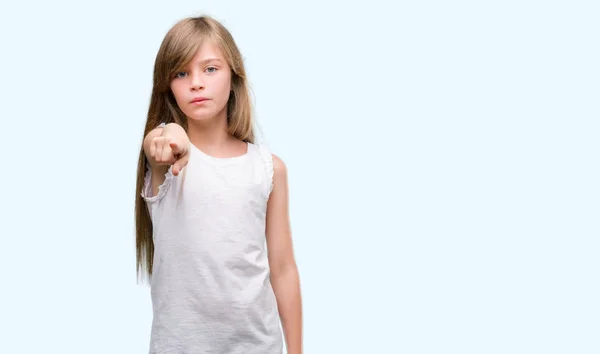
left=174, top=72, right=187, bottom=79
left=205, top=66, right=218, bottom=74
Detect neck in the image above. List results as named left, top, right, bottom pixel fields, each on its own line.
left=186, top=109, right=234, bottom=149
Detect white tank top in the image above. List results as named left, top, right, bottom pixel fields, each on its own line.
left=141, top=141, right=283, bottom=354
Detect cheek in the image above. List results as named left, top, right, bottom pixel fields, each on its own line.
left=215, top=79, right=232, bottom=102
left=170, top=84, right=191, bottom=114
left=168, top=85, right=176, bottom=99
left=170, top=84, right=183, bottom=102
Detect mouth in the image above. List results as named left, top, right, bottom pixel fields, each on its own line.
left=190, top=98, right=209, bottom=104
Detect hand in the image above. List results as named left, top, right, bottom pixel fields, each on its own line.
left=148, top=136, right=190, bottom=176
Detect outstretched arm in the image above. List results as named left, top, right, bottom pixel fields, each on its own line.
left=266, top=155, right=303, bottom=354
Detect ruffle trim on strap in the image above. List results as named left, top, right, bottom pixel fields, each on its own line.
left=141, top=163, right=174, bottom=203
left=257, top=144, right=274, bottom=197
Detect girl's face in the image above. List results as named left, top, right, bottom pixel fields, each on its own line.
left=170, top=40, right=232, bottom=123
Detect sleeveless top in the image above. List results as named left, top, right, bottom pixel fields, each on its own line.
left=141, top=141, right=283, bottom=354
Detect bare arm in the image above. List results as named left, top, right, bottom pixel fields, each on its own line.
left=266, top=154, right=303, bottom=354
left=142, top=123, right=190, bottom=197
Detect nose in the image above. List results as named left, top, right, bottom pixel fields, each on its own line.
left=190, top=74, right=204, bottom=91
left=191, top=82, right=204, bottom=91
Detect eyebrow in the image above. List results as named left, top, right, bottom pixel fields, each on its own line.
left=198, top=58, right=223, bottom=64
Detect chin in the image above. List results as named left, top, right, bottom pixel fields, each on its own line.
left=185, top=113, right=213, bottom=121
left=183, top=106, right=227, bottom=123
left=184, top=111, right=225, bottom=123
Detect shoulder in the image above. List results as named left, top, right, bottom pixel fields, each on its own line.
left=254, top=144, right=285, bottom=175
left=271, top=154, right=289, bottom=193
left=271, top=154, right=287, bottom=177
left=254, top=144, right=288, bottom=192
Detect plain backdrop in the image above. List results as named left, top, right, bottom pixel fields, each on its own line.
left=0, top=1, right=598, bottom=353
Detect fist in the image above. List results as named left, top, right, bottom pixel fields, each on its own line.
left=148, top=136, right=190, bottom=176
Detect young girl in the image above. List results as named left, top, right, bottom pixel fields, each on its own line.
left=134, top=15, right=302, bottom=354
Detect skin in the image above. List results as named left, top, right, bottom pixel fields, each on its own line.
left=142, top=40, right=303, bottom=353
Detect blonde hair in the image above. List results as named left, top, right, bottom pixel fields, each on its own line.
left=134, top=15, right=255, bottom=283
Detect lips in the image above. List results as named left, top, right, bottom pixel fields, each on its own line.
left=191, top=97, right=208, bottom=103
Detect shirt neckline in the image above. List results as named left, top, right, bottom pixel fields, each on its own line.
left=190, top=142, right=251, bottom=164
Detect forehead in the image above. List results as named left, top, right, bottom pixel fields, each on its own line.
left=189, top=40, right=227, bottom=63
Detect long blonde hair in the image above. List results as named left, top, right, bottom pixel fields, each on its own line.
left=134, top=15, right=255, bottom=283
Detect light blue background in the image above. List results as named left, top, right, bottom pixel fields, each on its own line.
left=0, top=1, right=598, bottom=353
